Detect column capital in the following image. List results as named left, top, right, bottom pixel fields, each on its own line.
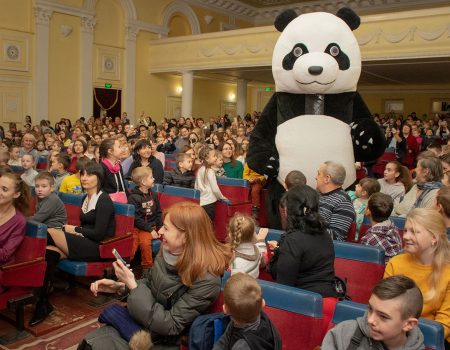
left=125, top=25, right=140, bottom=41
left=34, top=7, right=53, bottom=25
left=81, top=16, right=96, bottom=33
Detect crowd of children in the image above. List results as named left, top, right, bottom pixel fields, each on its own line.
left=1, top=110, right=450, bottom=349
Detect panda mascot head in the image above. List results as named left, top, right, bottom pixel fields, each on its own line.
left=246, top=8, right=385, bottom=228
left=273, top=8, right=361, bottom=95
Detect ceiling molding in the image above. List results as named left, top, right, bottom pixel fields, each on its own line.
left=189, top=0, right=450, bottom=25
left=36, top=0, right=94, bottom=18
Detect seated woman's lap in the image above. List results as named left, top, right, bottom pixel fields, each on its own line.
left=47, top=229, right=101, bottom=262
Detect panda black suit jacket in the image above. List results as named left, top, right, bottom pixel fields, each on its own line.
left=247, top=91, right=381, bottom=176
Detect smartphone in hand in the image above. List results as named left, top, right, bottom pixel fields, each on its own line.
left=112, top=248, right=127, bottom=265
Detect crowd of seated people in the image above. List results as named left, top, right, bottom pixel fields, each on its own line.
left=0, top=110, right=449, bottom=349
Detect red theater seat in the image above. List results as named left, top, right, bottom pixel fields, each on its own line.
left=372, top=150, right=396, bottom=178
left=57, top=193, right=134, bottom=276
left=214, top=178, right=252, bottom=241
left=215, top=274, right=325, bottom=349
left=0, top=220, right=47, bottom=331
left=334, top=241, right=385, bottom=303
left=158, top=185, right=200, bottom=211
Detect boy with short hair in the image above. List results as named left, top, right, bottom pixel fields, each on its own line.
left=21, top=154, right=39, bottom=186
left=59, top=156, right=89, bottom=194
left=8, top=145, right=21, bottom=166
left=361, top=193, right=402, bottom=263
left=213, top=273, right=282, bottom=350
left=163, top=152, right=195, bottom=188
left=284, top=170, right=307, bottom=190
left=128, top=167, right=162, bottom=275
left=30, top=172, right=67, bottom=228
left=50, top=153, right=71, bottom=191
left=321, top=275, right=425, bottom=350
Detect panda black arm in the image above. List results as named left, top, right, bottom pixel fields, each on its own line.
left=247, top=93, right=279, bottom=176
left=351, top=92, right=386, bottom=162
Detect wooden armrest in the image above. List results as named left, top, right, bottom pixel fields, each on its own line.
left=1, top=257, right=45, bottom=272
left=101, top=232, right=132, bottom=245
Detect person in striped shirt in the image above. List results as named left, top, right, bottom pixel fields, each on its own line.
left=316, top=161, right=356, bottom=241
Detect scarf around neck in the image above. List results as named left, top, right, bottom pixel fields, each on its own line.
left=414, top=181, right=442, bottom=208
left=102, top=158, right=121, bottom=174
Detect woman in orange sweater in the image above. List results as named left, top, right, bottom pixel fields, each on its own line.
left=384, top=208, right=450, bottom=347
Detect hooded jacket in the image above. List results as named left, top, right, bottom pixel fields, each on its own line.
left=322, top=314, right=425, bottom=350
left=128, top=188, right=162, bottom=232
left=213, top=312, right=282, bottom=350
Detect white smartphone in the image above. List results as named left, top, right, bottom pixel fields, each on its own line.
left=112, top=248, right=127, bottom=265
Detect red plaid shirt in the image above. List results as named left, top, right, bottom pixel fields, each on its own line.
left=361, top=220, right=402, bottom=264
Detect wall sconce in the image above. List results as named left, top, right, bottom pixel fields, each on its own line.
left=176, top=86, right=183, bottom=94
left=229, top=93, right=236, bottom=101
left=204, top=15, right=214, bottom=25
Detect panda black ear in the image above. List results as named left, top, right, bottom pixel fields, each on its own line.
left=274, top=9, right=298, bottom=32
left=336, top=7, right=360, bottom=31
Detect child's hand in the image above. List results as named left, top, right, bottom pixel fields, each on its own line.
left=150, top=230, right=159, bottom=239
left=256, top=227, right=269, bottom=241
left=63, top=225, right=77, bottom=234
left=267, top=240, right=278, bottom=250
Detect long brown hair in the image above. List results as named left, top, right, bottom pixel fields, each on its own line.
left=387, top=160, right=413, bottom=192
left=1, top=172, right=30, bottom=215
left=164, top=202, right=232, bottom=287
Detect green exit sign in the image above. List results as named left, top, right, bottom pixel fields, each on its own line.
left=265, top=87, right=271, bottom=91
left=105, top=83, right=112, bottom=89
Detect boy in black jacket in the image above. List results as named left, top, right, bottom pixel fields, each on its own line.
left=128, top=166, right=162, bottom=275
left=214, top=273, right=282, bottom=350
left=163, top=152, right=195, bottom=188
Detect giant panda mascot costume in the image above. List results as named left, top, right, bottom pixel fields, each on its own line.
left=247, top=8, right=385, bottom=228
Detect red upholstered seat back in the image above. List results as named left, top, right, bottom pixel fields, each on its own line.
left=65, top=203, right=81, bottom=226
left=334, top=258, right=385, bottom=303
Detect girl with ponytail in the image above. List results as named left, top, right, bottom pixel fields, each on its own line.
left=378, top=160, right=412, bottom=205
left=269, top=185, right=338, bottom=297
left=227, top=213, right=266, bottom=278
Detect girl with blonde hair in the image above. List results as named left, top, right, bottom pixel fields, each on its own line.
left=384, top=208, right=450, bottom=345
left=227, top=213, right=266, bottom=278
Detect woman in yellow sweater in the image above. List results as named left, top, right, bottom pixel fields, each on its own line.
left=384, top=208, right=450, bottom=347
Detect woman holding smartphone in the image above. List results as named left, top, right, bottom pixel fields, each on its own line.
left=80, top=201, right=232, bottom=349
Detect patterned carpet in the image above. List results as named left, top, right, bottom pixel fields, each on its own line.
left=0, top=285, right=117, bottom=350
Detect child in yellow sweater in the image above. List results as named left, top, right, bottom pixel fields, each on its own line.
left=384, top=208, right=450, bottom=346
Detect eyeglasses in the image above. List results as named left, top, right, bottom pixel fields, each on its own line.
left=189, top=138, right=198, bottom=143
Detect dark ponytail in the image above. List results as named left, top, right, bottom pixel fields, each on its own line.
left=284, top=185, right=324, bottom=235
left=99, top=138, right=116, bottom=160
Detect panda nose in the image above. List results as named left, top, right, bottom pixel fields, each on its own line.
left=308, top=66, right=323, bottom=75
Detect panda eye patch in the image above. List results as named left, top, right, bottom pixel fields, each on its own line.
left=324, top=43, right=350, bottom=71
left=282, top=44, right=309, bottom=71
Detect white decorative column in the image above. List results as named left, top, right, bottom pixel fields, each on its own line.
left=181, top=71, right=193, bottom=118
left=34, top=7, right=53, bottom=121
left=124, top=25, right=139, bottom=123
left=236, top=79, right=247, bottom=118
left=80, top=16, right=95, bottom=118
